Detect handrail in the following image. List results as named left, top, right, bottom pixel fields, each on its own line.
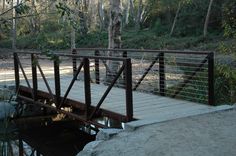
left=12, top=48, right=213, bottom=55
left=13, top=51, right=127, bottom=61
left=74, top=48, right=213, bottom=55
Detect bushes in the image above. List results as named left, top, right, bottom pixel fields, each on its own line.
left=222, top=1, right=236, bottom=38
left=215, top=61, right=236, bottom=104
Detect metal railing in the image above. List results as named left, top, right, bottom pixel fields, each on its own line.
left=13, top=51, right=134, bottom=125
left=72, top=48, right=215, bottom=105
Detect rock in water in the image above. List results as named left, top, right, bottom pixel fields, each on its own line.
left=0, top=101, right=15, bottom=119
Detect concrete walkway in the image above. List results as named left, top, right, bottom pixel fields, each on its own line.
left=79, top=106, right=236, bottom=156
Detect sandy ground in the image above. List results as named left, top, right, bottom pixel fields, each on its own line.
left=79, top=107, right=236, bottom=156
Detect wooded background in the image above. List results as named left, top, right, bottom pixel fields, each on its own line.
left=0, top=0, right=235, bottom=51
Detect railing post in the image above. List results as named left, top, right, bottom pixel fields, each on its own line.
left=159, top=52, right=165, bottom=96
left=54, top=55, right=61, bottom=108
left=83, top=58, right=91, bottom=120
left=95, top=50, right=100, bottom=84
left=19, top=135, right=23, bottom=156
left=122, top=51, right=127, bottom=58
left=31, top=54, right=38, bottom=101
left=124, top=58, right=133, bottom=121
left=72, top=49, right=77, bottom=79
left=13, top=53, right=19, bottom=93
left=123, top=51, right=127, bottom=82
left=208, top=52, right=215, bottom=105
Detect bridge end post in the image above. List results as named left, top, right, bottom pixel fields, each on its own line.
left=54, top=55, right=61, bottom=108
left=124, top=58, right=133, bottom=121
left=83, top=58, right=91, bottom=120
left=208, top=52, right=215, bottom=105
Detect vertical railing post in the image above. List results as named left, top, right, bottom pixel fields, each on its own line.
left=31, top=54, right=38, bottom=101
left=54, top=55, right=61, bottom=108
left=14, top=53, right=19, bottom=93
left=208, top=52, right=215, bottom=105
left=19, top=135, right=23, bottom=156
left=123, top=51, right=127, bottom=82
left=95, top=50, right=100, bottom=84
left=72, top=49, right=77, bottom=79
left=124, top=58, right=133, bottom=121
left=83, top=58, right=91, bottom=120
left=159, top=52, right=165, bottom=96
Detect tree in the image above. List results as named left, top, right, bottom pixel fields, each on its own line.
left=30, top=0, right=40, bottom=34
left=12, top=0, right=19, bottom=50
left=170, top=2, right=181, bottom=36
left=2, top=0, right=6, bottom=12
left=136, top=0, right=142, bottom=30
left=98, top=0, right=105, bottom=30
left=204, top=0, right=214, bottom=37
left=78, top=0, right=88, bottom=35
left=71, top=0, right=76, bottom=49
left=107, top=0, right=122, bottom=83
left=108, top=0, right=122, bottom=49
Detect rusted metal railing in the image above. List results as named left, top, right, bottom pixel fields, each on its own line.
left=13, top=51, right=134, bottom=126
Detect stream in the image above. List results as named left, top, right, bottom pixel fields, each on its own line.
left=0, top=116, right=95, bottom=156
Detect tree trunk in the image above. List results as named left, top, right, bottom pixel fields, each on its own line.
left=136, top=0, right=142, bottom=30
left=98, top=0, right=105, bottom=30
left=30, top=0, right=39, bottom=34
left=170, top=2, right=181, bottom=36
left=2, top=0, right=5, bottom=12
left=129, top=0, right=134, bottom=23
left=79, top=0, right=88, bottom=35
left=12, top=0, right=19, bottom=50
left=107, top=0, right=122, bottom=83
left=71, top=0, right=76, bottom=50
left=204, top=0, right=214, bottom=37
left=88, top=0, right=97, bottom=31
left=125, top=0, right=130, bottom=25
left=108, top=0, right=122, bottom=49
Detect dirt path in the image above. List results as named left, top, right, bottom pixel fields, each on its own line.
left=79, top=108, right=236, bottom=156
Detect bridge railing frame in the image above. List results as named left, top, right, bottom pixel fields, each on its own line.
left=72, top=48, right=215, bottom=106
left=13, top=51, right=134, bottom=126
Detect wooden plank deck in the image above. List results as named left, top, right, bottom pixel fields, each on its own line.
left=21, top=76, right=216, bottom=121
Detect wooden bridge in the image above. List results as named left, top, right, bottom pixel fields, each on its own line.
left=13, top=48, right=217, bottom=128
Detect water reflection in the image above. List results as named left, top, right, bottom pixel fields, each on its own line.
left=0, top=120, right=95, bottom=156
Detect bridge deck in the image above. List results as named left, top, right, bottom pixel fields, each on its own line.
left=21, top=76, right=216, bottom=121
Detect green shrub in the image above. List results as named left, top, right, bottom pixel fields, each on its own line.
left=215, top=58, right=236, bottom=104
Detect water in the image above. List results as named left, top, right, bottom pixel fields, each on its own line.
left=0, top=118, right=95, bottom=156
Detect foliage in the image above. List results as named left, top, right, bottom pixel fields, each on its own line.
left=222, top=1, right=236, bottom=38
left=166, top=70, right=208, bottom=104
left=15, top=4, right=30, bottom=15
left=215, top=62, right=236, bottom=104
